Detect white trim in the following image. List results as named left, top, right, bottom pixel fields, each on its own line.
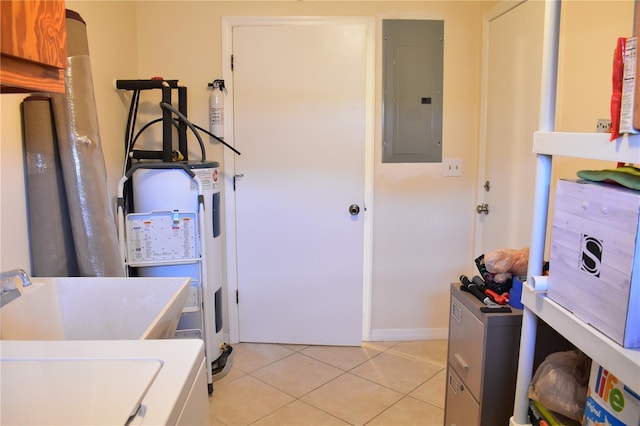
left=473, top=0, right=527, bottom=257
left=221, top=17, right=239, bottom=343
left=361, top=16, right=375, bottom=343
left=221, top=16, right=375, bottom=344
left=368, top=328, right=449, bottom=342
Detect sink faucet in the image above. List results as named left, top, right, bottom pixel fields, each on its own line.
left=1, top=269, right=32, bottom=292
left=0, top=269, right=31, bottom=307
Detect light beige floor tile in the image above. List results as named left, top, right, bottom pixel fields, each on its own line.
left=207, top=342, right=447, bottom=426
left=363, top=341, right=398, bottom=352
left=301, top=344, right=381, bottom=371
left=232, top=342, right=294, bottom=373
left=252, top=353, right=344, bottom=397
left=410, top=369, right=446, bottom=408
left=350, top=351, right=441, bottom=394
left=390, top=340, right=448, bottom=368
left=366, top=396, right=444, bottom=426
left=252, top=400, right=349, bottom=425
left=213, top=365, right=246, bottom=387
left=282, top=344, right=310, bottom=352
left=209, top=375, right=294, bottom=425
left=301, top=373, right=403, bottom=425
left=207, top=415, right=227, bottom=426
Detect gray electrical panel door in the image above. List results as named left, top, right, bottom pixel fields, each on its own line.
left=382, top=20, right=443, bottom=163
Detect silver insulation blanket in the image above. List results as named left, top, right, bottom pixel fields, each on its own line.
left=50, top=12, right=124, bottom=277
left=22, top=96, right=79, bottom=277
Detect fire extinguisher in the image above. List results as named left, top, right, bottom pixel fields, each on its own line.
left=208, top=79, right=226, bottom=140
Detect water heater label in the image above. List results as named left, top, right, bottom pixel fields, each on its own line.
left=126, top=211, right=198, bottom=264
left=191, top=168, right=220, bottom=191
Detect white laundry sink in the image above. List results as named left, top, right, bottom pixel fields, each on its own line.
left=0, top=277, right=189, bottom=340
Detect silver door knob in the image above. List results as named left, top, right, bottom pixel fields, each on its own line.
left=348, top=204, right=360, bottom=215
left=476, top=203, right=489, bottom=215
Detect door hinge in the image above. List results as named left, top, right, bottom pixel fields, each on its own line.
left=233, top=174, right=244, bottom=191
left=236, top=289, right=239, bottom=304
left=231, top=54, right=234, bottom=71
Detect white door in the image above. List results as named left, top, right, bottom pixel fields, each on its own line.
left=475, top=0, right=545, bottom=256
left=230, top=21, right=371, bottom=345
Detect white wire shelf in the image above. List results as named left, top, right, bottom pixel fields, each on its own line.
left=533, top=131, right=640, bottom=163
left=126, top=257, right=202, bottom=268
left=522, top=280, right=640, bottom=394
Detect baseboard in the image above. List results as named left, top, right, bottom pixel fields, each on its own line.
left=226, top=329, right=449, bottom=344
left=368, top=328, right=448, bottom=342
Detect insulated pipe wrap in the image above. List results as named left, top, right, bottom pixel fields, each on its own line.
left=22, top=96, right=79, bottom=277
left=50, top=11, right=124, bottom=277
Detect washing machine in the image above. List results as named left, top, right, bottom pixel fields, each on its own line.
left=0, top=339, right=209, bottom=425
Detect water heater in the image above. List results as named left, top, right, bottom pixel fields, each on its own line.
left=131, top=161, right=223, bottom=387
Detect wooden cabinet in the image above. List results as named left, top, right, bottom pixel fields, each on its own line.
left=445, top=283, right=523, bottom=426
left=1, top=0, right=67, bottom=93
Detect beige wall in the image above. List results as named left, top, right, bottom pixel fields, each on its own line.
left=130, top=1, right=489, bottom=338
left=557, top=0, right=634, bottom=132
left=0, top=0, right=633, bottom=339
left=554, top=0, right=634, bottom=180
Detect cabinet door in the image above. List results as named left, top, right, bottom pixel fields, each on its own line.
left=0, top=0, right=66, bottom=93
left=445, top=367, right=479, bottom=426
left=1, top=0, right=66, bottom=68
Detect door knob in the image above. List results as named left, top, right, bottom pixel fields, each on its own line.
left=476, top=203, right=489, bottom=215
left=348, top=204, right=360, bottom=215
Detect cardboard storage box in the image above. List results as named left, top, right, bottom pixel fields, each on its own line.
left=583, top=362, right=640, bottom=426
left=548, top=179, right=640, bottom=348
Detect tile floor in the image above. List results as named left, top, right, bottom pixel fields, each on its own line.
left=208, top=340, right=448, bottom=426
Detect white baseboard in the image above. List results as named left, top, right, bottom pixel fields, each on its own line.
left=226, top=329, right=449, bottom=344
left=223, top=332, right=238, bottom=345
left=368, top=328, right=449, bottom=342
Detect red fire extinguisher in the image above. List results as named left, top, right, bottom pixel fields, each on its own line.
left=208, top=79, right=226, bottom=140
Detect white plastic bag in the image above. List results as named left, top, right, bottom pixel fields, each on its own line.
left=484, top=247, right=529, bottom=283
left=528, top=350, right=591, bottom=421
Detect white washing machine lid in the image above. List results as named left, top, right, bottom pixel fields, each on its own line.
left=1, top=358, right=162, bottom=425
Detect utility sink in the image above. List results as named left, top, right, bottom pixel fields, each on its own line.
left=0, top=277, right=190, bottom=340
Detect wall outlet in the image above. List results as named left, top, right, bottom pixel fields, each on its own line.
left=443, top=158, right=462, bottom=177
left=596, top=119, right=612, bottom=133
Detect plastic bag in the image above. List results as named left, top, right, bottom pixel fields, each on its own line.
left=484, top=247, right=529, bottom=283
left=528, top=350, right=591, bottom=421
